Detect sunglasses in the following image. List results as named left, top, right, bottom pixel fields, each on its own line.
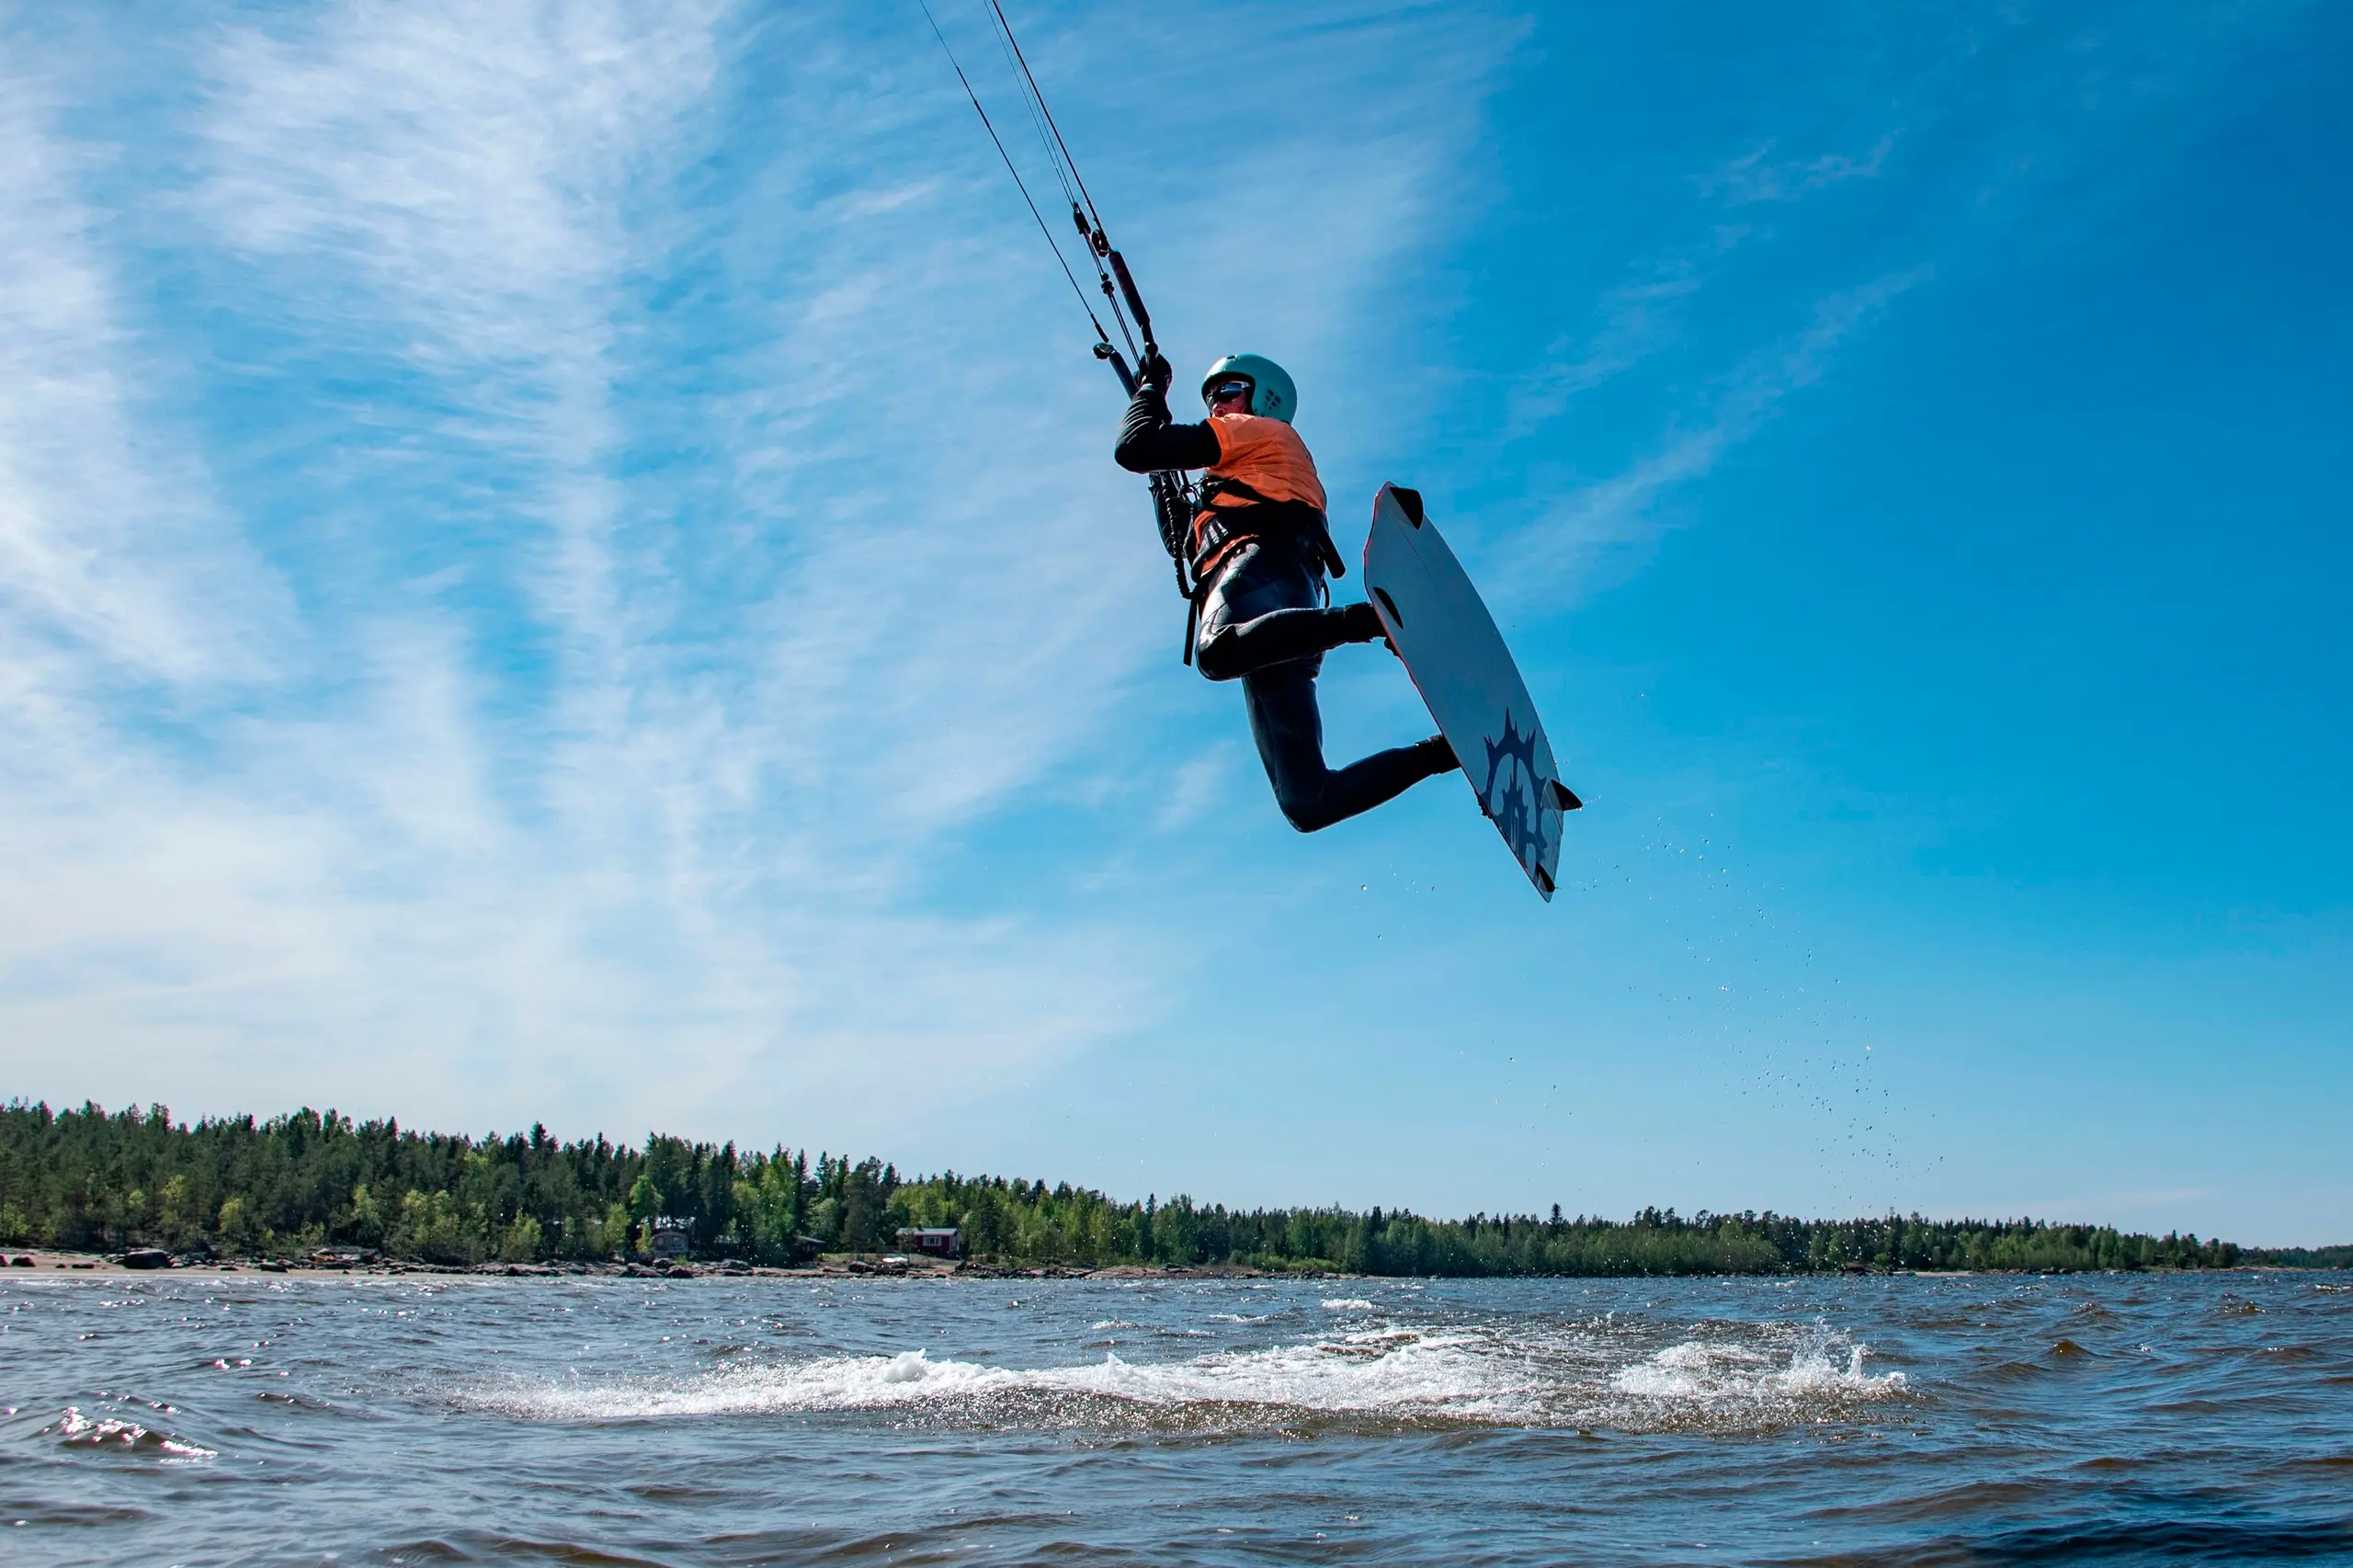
left=1205, top=380, right=1254, bottom=407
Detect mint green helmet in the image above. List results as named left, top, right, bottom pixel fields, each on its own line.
left=1200, top=353, right=1298, bottom=423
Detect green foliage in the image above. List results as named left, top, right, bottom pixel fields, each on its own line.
left=2257, top=1244, right=2353, bottom=1269
left=0, top=1099, right=2315, bottom=1274
left=0, top=1101, right=816, bottom=1266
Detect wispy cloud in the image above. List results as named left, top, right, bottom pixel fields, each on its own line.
left=201, top=0, right=726, bottom=686
left=1506, top=266, right=1703, bottom=437
left=0, top=75, right=285, bottom=688
left=0, top=0, right=1522, bottom=1152
left=0, top=0, right=2339, bottom=1230
left=1699, top=134, right=1899, bottom=206
left=1500, top=268, right=1925, bottom=601
left=1484, top=0, right=2321, bottom=611
left=1503, top=110, right=1905, bottom=428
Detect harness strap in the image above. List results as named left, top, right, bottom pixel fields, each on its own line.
left=1183, top=505, right=1347, bottom=670
left=1191, top=476, right=1347, bottom=582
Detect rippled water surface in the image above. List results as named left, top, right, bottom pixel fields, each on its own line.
left=5, top=1270, right=2350, bottom=1564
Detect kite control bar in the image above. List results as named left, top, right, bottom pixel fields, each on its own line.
left=1075, top=204, right=1199, bottom=649
left=1075, top=204, right=1160, bottom=373
left=1107, top=249, right=1155, bottom=355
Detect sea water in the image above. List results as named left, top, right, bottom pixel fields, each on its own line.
left=5, top=1270, right=2349, bottom=1564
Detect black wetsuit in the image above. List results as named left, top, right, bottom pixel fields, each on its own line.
left=1115, top=384, right=1454, bottom=833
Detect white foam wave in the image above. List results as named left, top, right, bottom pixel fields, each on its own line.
left=1321, top=1298, right=1375, bottom=1311
left=45, top=1405, right=216, bottom=1458
left=472, top=1332, right=1519, bottom=1423
left=1611, top=1333, right=1904, bottom=1404
left=462, top=1320, right=1908, bottom=1434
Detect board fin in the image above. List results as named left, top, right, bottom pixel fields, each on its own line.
left=1533, top=864, right=1555, bottom=898
left=1390, top=486, right=1425, bottom=528
left=1550, top=779, right=1582, bottom=812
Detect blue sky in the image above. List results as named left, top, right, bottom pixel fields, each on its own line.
left=3, top=1, right=2346, bottom=1244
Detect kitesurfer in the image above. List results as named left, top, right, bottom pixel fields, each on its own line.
left=1115, top=352, right=1458, bottom=832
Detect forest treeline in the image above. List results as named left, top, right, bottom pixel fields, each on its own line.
left=0, top=1100, right=2316, bottom=1275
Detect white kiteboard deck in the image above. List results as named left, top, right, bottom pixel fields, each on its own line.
left=1362, top=483, right=1579, bottom=899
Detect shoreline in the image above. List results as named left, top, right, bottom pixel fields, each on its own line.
left=6, top=1249, right=2342, bottom=1282
left=0, top=1248, right=1285, bottom=1281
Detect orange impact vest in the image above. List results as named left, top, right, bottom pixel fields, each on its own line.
left=1191, top=412, right=1330, bottom=580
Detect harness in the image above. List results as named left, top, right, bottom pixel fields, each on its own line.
left=1178, top=476, right=1347, bottom=666
left=1191, top=477, right=1346, bottom=581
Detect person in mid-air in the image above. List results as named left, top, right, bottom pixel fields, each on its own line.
left=1116, top=351, right=1458, bottom=832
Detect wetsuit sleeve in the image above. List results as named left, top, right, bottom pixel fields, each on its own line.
left=1114, top=385, right=1222, bottom=473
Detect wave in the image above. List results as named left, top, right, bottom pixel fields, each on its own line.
left=460, top=1316, right=1910, bottom=1435
left=42, top=1405, right=216, bottom=1458
left=467, top=1331, right=1510, bottom=1425
left=1610, top=1327, right=1907, bottom=1406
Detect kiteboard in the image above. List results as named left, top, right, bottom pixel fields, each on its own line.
left=1362, top=484, right=1580, bottom=899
